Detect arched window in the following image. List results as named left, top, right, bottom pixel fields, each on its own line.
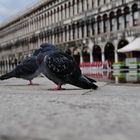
left=98, top=0, right=101, bottom=6
left=57, top=7, right=60, bottom=21
left=64, top=3, right=67, bottom=19
left=117, top=9, right=122, bottom=30
left=50, top=10, right=53, bottom=24
left=77, top=22, right=80, bottom=38
left=93, top=45, right=101, bottom=61
left=109, top=12, right=115, bottom=31
left=77, top=0, right=80, bottom=13
left=54, top=9, right=56, bottom=23
left=82, top=47, right=90, bottom=62
left=72, top=0, right=75, bottom=15
left=91, top=0, right=94, bottom=8
left=103, top=14, right=108, bottom=33
left=86, top=19, right=90, bottom=37
left=104, top=42, right=115, bottom=63
left=81, top=0, right=84, bottom=12
left=97, top=16, right=101, bottom=34
left=44, top=13, right=47, bottom=26
left=68, top=2, right=71, bottom=17
left=73, top=47, right=80, bottom=65
left=81, top=21, right=85, bottom=38
left=87, top=0, right=89, bottom=10
left=48, top=11, right=50, bottom=25
left=60, top=5, right=63, bottom=20
left=124, top=7, right=130, bottom=28
left=132, top=4, right=139, bottom=26
left=68, top=25, right=71, bottom=40
left=91, top=18, right=95, bottom=35
left=72, top=23, right=76, bottom=40
left=64, top=26, right=67, bottom=42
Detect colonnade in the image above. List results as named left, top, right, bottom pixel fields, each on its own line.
left=0, top=0, right=140, bottom=74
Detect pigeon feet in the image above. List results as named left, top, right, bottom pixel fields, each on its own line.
left=49, top=85, right=65, bottom=90
left=55, top=85, right=65, bottom=90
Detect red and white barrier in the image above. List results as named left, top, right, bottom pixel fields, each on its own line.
left=80, top=61, right=112, bottom=75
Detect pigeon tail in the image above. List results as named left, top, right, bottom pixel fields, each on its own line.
left=0, top=71, right=16, bottom=80
left=70, top=76, right=98, bottom=90
left=84, top=75, right=97, bottom=83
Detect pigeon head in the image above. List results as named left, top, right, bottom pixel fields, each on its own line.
left=32, top=48, right=42, bottom=56
left=40, top=43, right=56, bottom=52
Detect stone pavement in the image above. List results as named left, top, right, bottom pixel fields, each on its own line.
left=0, top=77, right=140, bottom=140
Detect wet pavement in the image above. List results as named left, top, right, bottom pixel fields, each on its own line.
left=85, top=69, right=140, bottom=84
left=0, top=77, right=140, bottom=140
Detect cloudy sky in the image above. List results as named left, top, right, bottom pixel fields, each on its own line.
left=0, top=0, right=37, bottom=23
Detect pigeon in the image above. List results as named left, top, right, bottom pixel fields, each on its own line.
left=0, top=48, right=42, bottom=85
left=37, top=43, right=98, bottom=90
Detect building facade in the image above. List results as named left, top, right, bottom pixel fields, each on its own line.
left=0, top=0, right=140, bottom=73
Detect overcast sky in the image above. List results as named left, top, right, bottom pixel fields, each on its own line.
left=0, top=0, right=37, bottom=23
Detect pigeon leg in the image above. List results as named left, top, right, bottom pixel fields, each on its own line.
left=28, top=80, right=33, bottom=85
left=28, top=80, right=39, bottom=86
left=52, top=85, right=65, bottom=90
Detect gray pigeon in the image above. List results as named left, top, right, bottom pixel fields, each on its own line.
left=0, top=48, right=42, bottom=85
left=37, top=43, right=98, bottom=90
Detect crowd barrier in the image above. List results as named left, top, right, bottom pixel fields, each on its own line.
left=80, top=61, right=112, bottom=75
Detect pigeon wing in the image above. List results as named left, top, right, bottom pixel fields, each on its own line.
left=45, top=52, right=81, bottom=80
left=14, top=57, right=38, bottom=77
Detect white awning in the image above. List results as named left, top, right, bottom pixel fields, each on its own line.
left=117, top=38, right=140, bottom=53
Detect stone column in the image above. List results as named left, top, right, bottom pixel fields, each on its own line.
left=94, top=21, right=98, bottom=35
left=101, top=50, right=105, bottom=62
left=88, top=0, right=92, bottom=9
left=52, top=33, right=55, bottom=44
left=38, top=38, right=41, bottom=48
left=119, top=16, right=124, bottom=30
left=84, top=0, right=87, bottom=11
left=30, top=22, right=32, bottom=33
left=59, top=9, right=61, bottom=21
left=114, top=50, right=118, bottom=63
left=80, top=50, right=83, bottom=64
left=94, top=0, right=98, bottom=8
left=9, top=58, right=12, bottom=71
left=79, top=0, right=82, bottom=13
left=79, top=26, right=82, bottom=39
left=129, top=13, right=133, bottom=27
left=50, top=14, right=52, bottom=25
left=53, top=13, right=55, bottom=24
left=88, top=39, right=94, bottom=63
left=3, top=59, right=6, bottom=73
left=90, top=51, right=93, bottom=63
left=67, top=27, right=69, bottom=41
left=75, top=2, right=77, bottom=15
left=62, top=30, right=65, bottom=42
left=2, top=59, right=4, bottom=73
left=84, top=24, right=87, bottom=38
left=113, top=40, right=118, bottom=63
left=63, top=7, right=65, bottom=20
left=89, top=23, right=93, bottom=37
